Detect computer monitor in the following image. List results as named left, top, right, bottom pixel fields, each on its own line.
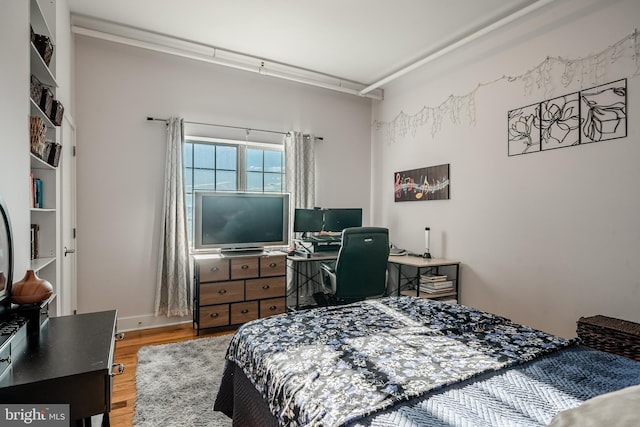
left=293, top=208, right=324, bottom=233
left=323, top=208, right=362, bottom=232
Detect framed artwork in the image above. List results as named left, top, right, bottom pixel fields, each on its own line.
left=394, top=164, right=450, bottom=202
left=508, top=78, right=627, bottom=156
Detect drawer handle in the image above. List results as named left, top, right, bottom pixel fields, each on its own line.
left=241, top=309, right=249, bottom=314
left=210, top=266, right=219, bottom=272
left=218, top=289, right=227, bottom=294
left=262, top=284, right=270, bottom=290
left=0, top=356, right=11, bottom=363
left=269, top=305, right=277, bottom=311
left=269, top=262, right=277, bottom=268
left=114, top=332, right=125, bottom=341
left=241, top=264, right=249, bottom=270
left=210, top=312, right=219, bottom=318
left=111, top=363, right=125, bottom=376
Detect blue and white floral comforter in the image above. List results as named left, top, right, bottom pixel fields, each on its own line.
left=224, top=296, right=574, bottom=426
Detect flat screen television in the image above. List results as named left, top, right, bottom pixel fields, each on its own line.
left=293, top=208, right=323, bottom=233
left=0, top=196, right=14, bottom=316
left=193, top=191, right=290, bottom=252
left=323, top=208, right=363, bottom=232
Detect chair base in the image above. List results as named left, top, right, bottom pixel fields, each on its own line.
left=313, top=292, right=336, bottom=307
left=313, top=292, right=370, bottom=307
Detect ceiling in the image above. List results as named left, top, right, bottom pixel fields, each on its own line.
left=67, top=0, right=540, bottom=94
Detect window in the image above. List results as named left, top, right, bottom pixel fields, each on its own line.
left=183, top=137, right=285, bottom=242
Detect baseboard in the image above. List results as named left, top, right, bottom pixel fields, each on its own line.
left=117, top=313, right=192, bottom=332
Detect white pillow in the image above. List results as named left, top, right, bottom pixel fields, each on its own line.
left=548, top=384, right=640, bottom=427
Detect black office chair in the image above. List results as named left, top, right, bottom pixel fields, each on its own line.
left=318, top=227, right=390, bottom=305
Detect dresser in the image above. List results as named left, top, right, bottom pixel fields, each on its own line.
left=193, top=252, right=287, bottom=334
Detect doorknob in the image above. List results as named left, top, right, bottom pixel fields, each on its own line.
left=64, top=246, right=76, bottom=257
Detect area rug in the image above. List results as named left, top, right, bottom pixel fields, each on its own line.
left=133, top=334, right=233, bottom=427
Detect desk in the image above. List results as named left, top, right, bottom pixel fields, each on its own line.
left=388, top=256, right=461, bottom=301
left=0, top=310, right=119, bottom=426
left=287, top=253, right=461, bottom=309
left=287, top=251, right=339, bottom=309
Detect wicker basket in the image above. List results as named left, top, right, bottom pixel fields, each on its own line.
left=30, top=75, right=43, bottom=105
left=39, top=87, right=53, bottom=117
left=49, top=100, right=64, bottom=126
left=33, top=33, right=54, bottom=66
left=577, top=315, right=640, bottom=361
left=30, top=116, right=47, bottom=157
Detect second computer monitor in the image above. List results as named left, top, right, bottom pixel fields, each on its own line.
left=293, top=208, right=324, bottom=233
left=323, top=208, right=362, bottom=232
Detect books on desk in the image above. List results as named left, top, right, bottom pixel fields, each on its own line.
left=389, top=247, right=407, bottom=256
left=419, top=273, right=453, bottom=294
left=419, top=281, right=454, bottom=294
left=420, top=273, right=448, bottom=282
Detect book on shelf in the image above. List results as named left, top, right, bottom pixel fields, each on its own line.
left=29, top=174, right=43, bottom=208
left=35, top=178, right=42, bottom=208
left=30, top=174, right=43, bottom=208
left=30, top=223, right=40, bottom=260
left=420, top=273, right=448, bottom=282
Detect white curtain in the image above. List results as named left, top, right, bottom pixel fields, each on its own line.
left=155, top=117, right=191, bottom=316
left=285, top=131, right=315, bottom=211
left=285, top=131, right=319, bottom=306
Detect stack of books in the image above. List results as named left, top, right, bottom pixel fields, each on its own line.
left=419, top=273, right=454, bottom=294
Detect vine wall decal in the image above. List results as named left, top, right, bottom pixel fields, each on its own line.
left=374, top=29, right=639, bottom=144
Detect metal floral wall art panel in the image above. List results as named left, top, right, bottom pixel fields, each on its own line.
left=540, top=92, right=580, bottom=150
left=581, top=80, right=627, bottom=143
left=508, top=102, right=541, bottom=155
left=508, top=79, right=626, bottom=156
left=394, top=164, right=450, bottom=202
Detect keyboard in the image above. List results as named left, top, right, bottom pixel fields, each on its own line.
left=310, top=234, right=341, bottom=242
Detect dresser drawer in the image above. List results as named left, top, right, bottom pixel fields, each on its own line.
left=231, top=257, right=259, bottom=279
left=260, top=297, right=286, bottom=317
left=198, top=258, right=229, bottom=282
left=245, top=276, right=286, bottom=300
left=200, top=281, right=244, bottom=305
left=260, top=255, right=286, bottom=277
left=231, top=301, right=259, bottom=324
left=200, top=304, right=230, bottom=328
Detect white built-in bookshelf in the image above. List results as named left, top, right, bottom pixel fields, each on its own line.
left=29, top=0, right=59, bottom=313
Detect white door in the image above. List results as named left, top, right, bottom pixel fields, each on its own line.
left=59, top=114, right=77, bottom=315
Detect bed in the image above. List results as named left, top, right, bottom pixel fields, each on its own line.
left=213, top=296, right=640, bottom=426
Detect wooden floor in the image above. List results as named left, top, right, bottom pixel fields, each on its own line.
left=109, top=322, right=233, bottom=427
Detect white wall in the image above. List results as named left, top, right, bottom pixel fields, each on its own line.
left=0, top=1, right=30, bottom=278
left=73, top=36, right=372, bottom=328
left=372, top=0, right=640, bottom=337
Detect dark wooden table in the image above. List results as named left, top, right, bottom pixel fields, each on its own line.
left=0, top=310, right=118, bottom=426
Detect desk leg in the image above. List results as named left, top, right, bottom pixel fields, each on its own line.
left=455, top=263, right=460, bottom=302
left=295, top=262, right=300, bottom=309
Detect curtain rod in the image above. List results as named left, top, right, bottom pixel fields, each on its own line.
left=146, top=117, right=323, bottom=140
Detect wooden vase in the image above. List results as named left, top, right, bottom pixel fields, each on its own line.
left=11, top=269, right=53, bottom=304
